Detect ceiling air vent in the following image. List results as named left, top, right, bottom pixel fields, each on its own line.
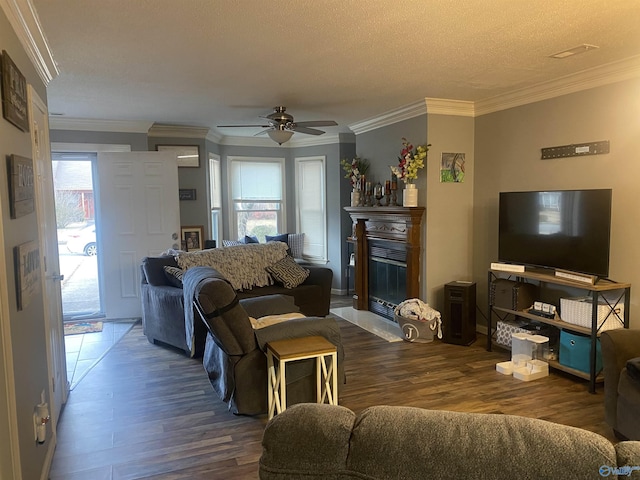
left=549, top=44, right=599, bottom=59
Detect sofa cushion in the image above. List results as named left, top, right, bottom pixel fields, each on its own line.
left=163, top=266, right=184, bottom=288
left=266, top=255, right=310, bottom=289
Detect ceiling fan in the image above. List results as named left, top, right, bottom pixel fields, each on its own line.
left=217, top=106, right=338, bottom=144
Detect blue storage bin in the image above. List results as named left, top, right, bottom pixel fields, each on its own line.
left=559, top=330, right=602, bottom=374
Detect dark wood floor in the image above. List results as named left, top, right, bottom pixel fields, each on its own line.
left=50, top=296, right=616, bottom=479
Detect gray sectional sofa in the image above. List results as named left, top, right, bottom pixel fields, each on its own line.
left=140, top=248, right=333, bottom=356
left=260, top=403, right=640, bottom=480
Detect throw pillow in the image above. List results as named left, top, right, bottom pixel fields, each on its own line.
left=265, top=233, right=289, bottom=244
left=163, top=265, right=184, bottom=288
left=266, top=255, right=310, bottom=289
left=241, top=235, right=259, bottom=244
left=288, top=233, right=305, bottom=259
left=222, top=239, right=243, bottom=247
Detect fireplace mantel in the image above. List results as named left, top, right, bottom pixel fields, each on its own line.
left=344, top=206, right=425, bottom=312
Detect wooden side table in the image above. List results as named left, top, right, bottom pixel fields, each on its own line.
left=266, top=336, right=338, bottom=420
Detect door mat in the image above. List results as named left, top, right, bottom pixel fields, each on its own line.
left=64, top=321, right=103, bottom=336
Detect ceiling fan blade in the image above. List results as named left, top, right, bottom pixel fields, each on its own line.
left=292, top=126, right=325, bottom=136
left=294, top=120, right=338, bottom=128
left=254, top=129, right=272, bottom=137
left=217, top=124, right=272, bottom=128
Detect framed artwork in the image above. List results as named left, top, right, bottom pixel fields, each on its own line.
left=1, top=50, right=29, bottom=132
left=7, top=154, right=35, bottom=218
left=179, top=188, right=197, bottom=201
left=157, top=145, right=200, bottom=168
left=181, top=225, right=204, bottom=252
left=440, top=152, right=466, bottom=183
left=14, top=240, right=41, bottom=310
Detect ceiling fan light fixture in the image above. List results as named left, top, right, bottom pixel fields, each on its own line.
left=267, top=129, right=293, bottom=145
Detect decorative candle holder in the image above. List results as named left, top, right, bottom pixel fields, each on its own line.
left=374, top=182, right=383, bottom=207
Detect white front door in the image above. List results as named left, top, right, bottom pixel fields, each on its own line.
left=28, top=86, right=67, bottom=433
left=97, top=152, right=180, bottom=319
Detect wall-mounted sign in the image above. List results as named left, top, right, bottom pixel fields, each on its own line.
left=1, top=50, right=29, bottom=132
left=179, top=189, right=197, bottom=201
left=14, top=240, right=41, bottom=310
left=7, top=154, right=35, bottom=218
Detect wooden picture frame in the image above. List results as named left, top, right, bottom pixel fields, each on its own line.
left=1, top=50, right=29, bottom=132
left=14, top=240, right=41, bottom=310
left=157, top=145, right=200, bottom=168
left=7, top=154, right=35, bottom=219
left=181, top=225, right=204, bottom=252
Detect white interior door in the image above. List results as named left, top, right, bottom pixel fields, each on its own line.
left=28, top=86, right=67, bottom=433
left=97, top=152, right=180, bottom=319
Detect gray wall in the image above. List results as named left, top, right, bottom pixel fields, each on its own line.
left=473, top=78, right=640, bottom=329
left=1, top=8, right=51, bottom=479
left=50, top=129, right=149, bottom=151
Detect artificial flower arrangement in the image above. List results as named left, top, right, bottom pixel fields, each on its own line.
left=340, top=156, right=369, bottom=189
left=390, top=138, right=431, bottom=183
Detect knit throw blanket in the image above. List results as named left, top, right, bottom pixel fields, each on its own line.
left=175, top=242, right=289, bottom=291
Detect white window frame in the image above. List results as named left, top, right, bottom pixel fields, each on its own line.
left=208, top=153, right=222, bottom=247
left=295, top=155, right=327, bottom=263
left=227, top=156, right=286, bottom=241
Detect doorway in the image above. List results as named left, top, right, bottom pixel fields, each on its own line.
left=52, top=152, right=103, bottom=320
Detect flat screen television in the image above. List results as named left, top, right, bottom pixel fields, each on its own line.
left=498, top=189, right=612, bottom=278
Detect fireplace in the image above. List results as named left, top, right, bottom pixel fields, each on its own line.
left=344, top=206, right=425, bottom=319
left=368, top=241, right=407, bottom=319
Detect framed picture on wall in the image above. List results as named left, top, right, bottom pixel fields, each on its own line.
left=181, top=225, right=204, bottom=252
left=14, top=240, right=41, bottom=310
left=1, top=50, right=29, bottom=132
left=157, top=145, right=200, bottom=168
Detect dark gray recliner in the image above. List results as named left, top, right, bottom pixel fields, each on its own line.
left=191, top=268, right=344, bottom=415
left=601, top=328, right=640, bottom=440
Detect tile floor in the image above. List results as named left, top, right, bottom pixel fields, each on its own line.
left=64, top=319, right=138, bottom=389
left=330, top=306, right=403, bottom=342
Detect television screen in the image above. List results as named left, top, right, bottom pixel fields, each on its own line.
left=498, top=189, right=612, bottom=278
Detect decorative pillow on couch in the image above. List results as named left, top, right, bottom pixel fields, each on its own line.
left=163, top=265, right=184, bottom=288
left=266, top=255, right=310, bottom=289
left=222, top=239, right=243, bottom=247
left=288, top=233, right=305, bottom=259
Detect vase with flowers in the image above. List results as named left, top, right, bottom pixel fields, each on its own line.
left=341, top=156, right=369, bottom=206
left=389, top=138, right=430, bottom=207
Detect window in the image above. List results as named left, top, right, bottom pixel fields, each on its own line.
left=209, top=153, right=222, bottom=246
left=228, top=156, right=285, bottom=241
left=295, top=156, right=326, bottom=262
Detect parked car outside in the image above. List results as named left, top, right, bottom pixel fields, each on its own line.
left=66, top=225, right=97, bottom=256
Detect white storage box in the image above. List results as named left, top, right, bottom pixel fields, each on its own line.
left=560, top=296, right=624, bottom=332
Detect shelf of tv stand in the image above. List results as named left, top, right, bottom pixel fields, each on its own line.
left=491, top=306, right=596, bottom=336
left=491, top=340, right=604, bottom=383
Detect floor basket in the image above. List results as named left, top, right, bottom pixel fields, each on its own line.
left=395, top=314, right=437, bottom=343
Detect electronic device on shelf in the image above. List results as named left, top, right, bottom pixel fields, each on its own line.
left=528, top=301, right=557, bottom=319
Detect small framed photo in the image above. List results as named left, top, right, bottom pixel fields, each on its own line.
left=181, top=225, right=204, bottom=252
left=179, top=188, right=197, bottom=201
left=157, top=145, right=200, bottom=168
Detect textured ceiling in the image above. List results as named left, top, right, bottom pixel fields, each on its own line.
left=32, top=0, right=640, bottom=138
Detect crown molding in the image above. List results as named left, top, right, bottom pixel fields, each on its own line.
left=147, top=123, right=210, bottom=138
left=0, top=0, right=58, bottom=85
left=475, top=55, right=640, bottom=117
left=49, top=117, right=153, bottom=133
left=349, top=100, right=427, bottom=135
left=425, top=98, right=475, bottom=117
